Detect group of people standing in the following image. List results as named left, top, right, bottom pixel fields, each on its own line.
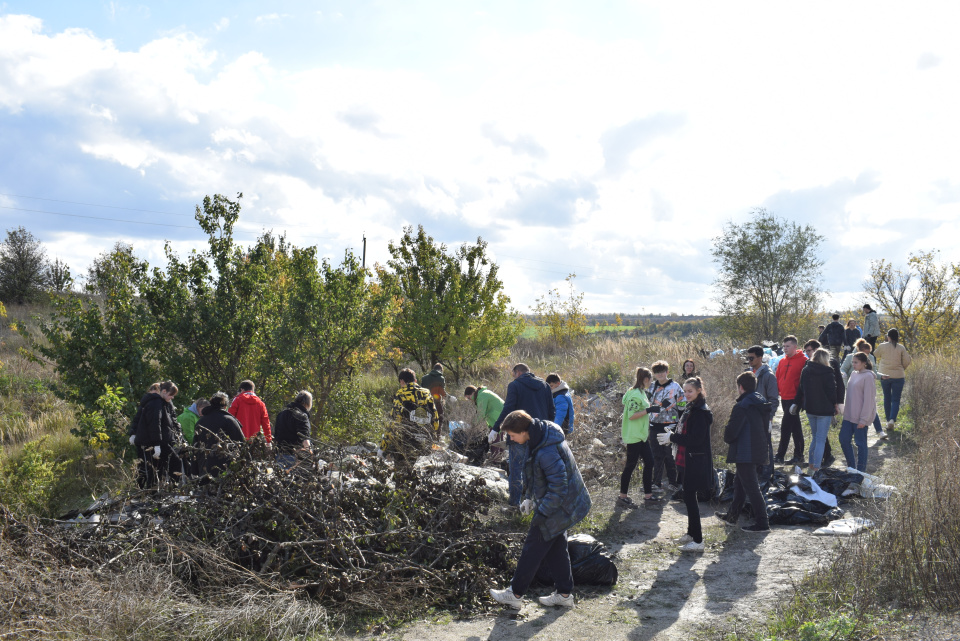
left=128, top=379, right=317, bottom=488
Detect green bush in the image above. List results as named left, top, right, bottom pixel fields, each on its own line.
left=0, top=436, right=70, bottom=516
left=315, top=378, right=386, bottom=444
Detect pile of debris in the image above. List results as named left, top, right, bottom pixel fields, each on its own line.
left=13, top=444, right=523, bottom=618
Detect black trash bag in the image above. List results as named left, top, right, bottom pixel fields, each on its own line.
left=694, top=468, right=729, bottom=502
left=535, top=534, right=618, bottom=586
left=767, top=502, right=844, bottom=526
left=717, top=469, right=738, bottom=502
left=812, top=468, right=865, bottom=498
left=450, top=426, right=488, bottom=467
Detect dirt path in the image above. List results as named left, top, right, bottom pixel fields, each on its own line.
left=373, top=429, right=896, bottom=641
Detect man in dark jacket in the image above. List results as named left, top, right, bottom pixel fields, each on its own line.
left=194, top=391, right=246, bottom=478
left=819, top=313, right=846, bottom=360
left=274, top=390, right=313, bottom=469
left=490, top=410, right=591, bottom=610
left=716, top=372, right=771, bottom=533
left=420, top=363, right=448, bottom=438
left=491, top=363, right=555, bottom=507
left=745, top=346, right=778, bottom=483
left=133, top=380, right=184, bottom=488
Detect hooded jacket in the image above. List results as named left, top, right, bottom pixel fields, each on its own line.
left=274, top=402, right=311, bottom=451
left=493, top=372, right=554, bottom=432
left=194, top=408, right=245, bottom=477
left=843, top=370, right=878, bottom=427
left=473, top=386, right=504, bottom=428
left=668, top=398, right=714, bottom=492
left=863, top=311, right=880, bottom=338
left=420, top=368, right=447, bottom=398
left=775, top=350, right=808, bottom=400
left=229, top=391, right=272, bottom=442
left=797, top=361, right=837, bottom=416
left=177, top=403, right=202, bottom=444
left=819, top=321, right=846, bottom=347
left=521, top=419, right=592, bottom=541
left=753, top=364, right=779, bottom=421
left=551, top=380, right=575, bottom=433
left=724, top=392, right=772, bottom=465
left=621, top=387, right=651, bottom=444
left=128, top=393, right=154, bottom=436
left=134, top=393, right=182, bottom=447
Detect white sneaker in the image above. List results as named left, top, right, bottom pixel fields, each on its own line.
left=490, top=587, right=523, bottom=609
left=877, top=429, right=888, bottom=440
left=887, top=420, right=895, bottom=430
left=538, top=591, right=574, bottom=608
left=676, top=534, right=694, bottom=544
left=679, top=540, right=705, bottom=552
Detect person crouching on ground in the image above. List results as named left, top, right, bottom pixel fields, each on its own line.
left=715, top=371, right=772, bottom=533
left=490, top=410, right=592, bottom=610
left=658, top=377, right=713, bottom=552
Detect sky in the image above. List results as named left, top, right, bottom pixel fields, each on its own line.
left=1, top=1, right=958, bottom=315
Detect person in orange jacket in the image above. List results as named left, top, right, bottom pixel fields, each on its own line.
left=229, top=380, right=272, bottom=445
left=774, top=335, right=807, bottom=464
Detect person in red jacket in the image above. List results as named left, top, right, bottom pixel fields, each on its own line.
left=229, top=380, right=272, bottom=445
left=774, top=335, right=807, bottom=464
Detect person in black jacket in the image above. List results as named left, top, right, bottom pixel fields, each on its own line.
left=843, top=319, right=862, bottom=360
left=658, top=377, right=713, bottom=552
left=803, top=340, right=845, bottom=466
left=128, top=382, right=161, bottom=488
left=716, top=372, right=771, bottom=533
left=132, top=380, right=184, bottom=489
left=274, top=390, right=313, bottom=469
left=194, top=391, right=246, bottom=478
left=795, top=348, right=837, bottom=473
left=818, top=313, right=846, bottom=360
left=491, top=363, right=555, bottom=508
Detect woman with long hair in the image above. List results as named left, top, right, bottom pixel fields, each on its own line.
left=840, top=339, right=888, bottom=438
left=874, top=328, right=913, bottom=431
left=658, top=377, right=713, bottom=552
left=843, top=319, right=861, bottom=359
left=839, top=353, right=878, bottom=471
left=796, top=348, right=837, bottom=473
left=619, top=367, right=659, bottom=507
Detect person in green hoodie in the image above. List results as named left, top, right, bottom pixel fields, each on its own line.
left=177, top=398, right=210, bottom=444
left=464, top=385, right=505, bottom=429
left=618, top=367, right=661, bottom=508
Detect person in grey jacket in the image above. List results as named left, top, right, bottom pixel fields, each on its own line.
left=745, top=346, right=778, bottom=482
left=862, top=304, right=881, bottom=350
left=490, top=411, right=592, bottom=610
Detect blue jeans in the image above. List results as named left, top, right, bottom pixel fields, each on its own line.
left=873, top=412, right=883, bottom=433
left=507, top=439, right=529, bottom=506
left=839, top=419, right=869, bottom=471
left=511, top=522, right=572, bottom=596
left=880, top=378, right=905, bottom=422
left=807, top=414, right=832, bottom=468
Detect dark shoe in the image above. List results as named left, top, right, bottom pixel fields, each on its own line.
left=741, top=523, right=771, bottom=533
left=773, top=456, right=785, bottom=465
left=643, top=496, right=663, bottom=508
left=616, top=496, right=638, bottom=509
left=822, top=454, right=836, bottom=467
left=787, top=456, right=805, bottom=465
left=714, top=511, right=738, bottom=527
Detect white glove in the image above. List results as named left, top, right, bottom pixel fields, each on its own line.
left=447, top=395, right=457, bottom=403
left=488, top=429, right=498, bottom=444
left=656, top=431, right=671, bottom=446
left=152, top=446, right=161, bottom=459
left=519, top=499, right=535, bottom=515
left=129, top=435, right=136, bottom=445
left=789, top=404, right=799, bottom=415
left=266, top=441, right=273, bottom=449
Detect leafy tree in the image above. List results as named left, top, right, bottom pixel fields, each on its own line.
left=863, top=250, right=960, bottom=352
left=0, top=226, right=49, bottom=304
left=532, top=273, right=588, bottom=346
left=29, top=243, right=157, bottom=410
left=377, top=225, right=522, bottom=380
left=46, top=257, right=72, bottom=293
left=711, top=208, right=824, bottom=343
left=265, top=247, right=393, bottom=433
left=141, top=194, right=286, bottom=401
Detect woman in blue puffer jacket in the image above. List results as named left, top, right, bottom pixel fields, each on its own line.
left=490, top=410, right=592, bottom=610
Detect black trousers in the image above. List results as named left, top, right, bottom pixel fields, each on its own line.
left=620, top=440, right=653, bottom=495
left=138, top=446, right=184, bottom=489
left=776, top=399, right=804, bottom=460
left=728, top=463, right=769, bottom=528
left=648, top=423, right=677, bottom=487
left=683, top=485, right=702, bottom=543
left=511, top=523, right=573, bottom=597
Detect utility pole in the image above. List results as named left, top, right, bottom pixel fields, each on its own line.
left=362, top=233, right=367, bottom=269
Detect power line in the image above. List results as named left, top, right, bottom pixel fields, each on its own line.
left=0, top=192, right=185, bottom=216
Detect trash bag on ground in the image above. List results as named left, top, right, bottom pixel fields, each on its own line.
left=811, top=468, right=865, bottom=497
left=449, top=424, right=489, bottom=466
left=535, top=533, right=618, bottom=586
left=813, top=517, right=874, bottom=536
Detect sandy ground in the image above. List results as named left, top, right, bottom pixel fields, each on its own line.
left=365, top=427, right=903, bottom=641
